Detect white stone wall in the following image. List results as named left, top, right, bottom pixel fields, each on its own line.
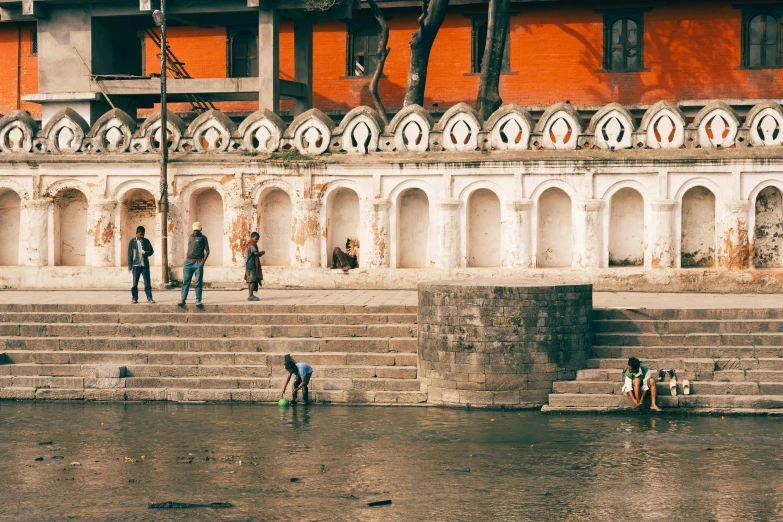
left=0, top=189, right=21, bottom=266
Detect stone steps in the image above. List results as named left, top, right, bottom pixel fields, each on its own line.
left=0, top=303, right=423, bottom=405
left=0, top=323, right=416, bottom=338
left=547, top=308, right=783, bottom=413
left=0, top=337, right=418, bottom=353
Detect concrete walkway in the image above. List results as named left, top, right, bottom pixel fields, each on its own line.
left=0, top=289, right=782, bottom=308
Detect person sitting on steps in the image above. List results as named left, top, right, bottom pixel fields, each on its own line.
left=622, top=357, right=662, bottom=411
left=332, top=237, right=359, bottom=272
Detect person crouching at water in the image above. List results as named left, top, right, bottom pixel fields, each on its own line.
left=245, top=231, right=265, bottom=301
left=281, top=354, right=313, bottom=404
left=622, top=357, right=661, bottom=411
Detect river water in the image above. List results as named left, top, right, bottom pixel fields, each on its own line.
left=1, top=402, right=782, bottom=521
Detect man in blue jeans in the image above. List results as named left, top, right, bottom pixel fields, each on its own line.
left=128, top=225, right=155, bottom=304
left=179, top=221, right=210, bottom=306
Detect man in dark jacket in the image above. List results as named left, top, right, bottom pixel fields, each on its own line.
left=128, top=225, right=155, bottom=304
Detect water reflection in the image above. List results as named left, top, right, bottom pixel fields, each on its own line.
left=0, top=403, right=782, bottom=521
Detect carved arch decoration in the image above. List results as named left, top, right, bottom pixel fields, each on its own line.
left=187, top=110, right=239, bottom=153
left=485, top=105, right=534, bottom=151
left=640, top=101, right=687, bottom=150
left=434, top=103, right=481, bottom=152
left=86, top=109, right=136, bottom=153
left=238, top=109, right=285, bottom=153
left=693, top=101, right=740, bottom=149
left=283, top=108, right=335, bottom=156
left=385, top=104, right=433, bottom=152
left=333, top=106, right=385, bottom=155
left=42, top=108, right=89, bottom=155
left=745, top=101, right=783, bottom=147
left=588, top=103, right=635, bottom=150
left=131, top=110, right=186, bottom=153
left=535, top=103, right=584, bottom=150
left=0, top=111, right=38, bottom=154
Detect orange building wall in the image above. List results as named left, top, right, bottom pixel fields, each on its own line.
left=0, top=23, right=39, bottom=117
left=4, top=3, right=783, bottom=120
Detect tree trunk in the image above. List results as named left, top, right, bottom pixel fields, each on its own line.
left=475, top=0, right=511, bottom=120
left=403, top=0, right=451, bottom=107
left=367, top=0, right=390, bottom=126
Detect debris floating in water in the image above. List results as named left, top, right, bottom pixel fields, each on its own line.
left=148, top=501, right=234, bottom=509
left=37, top=441, right=54, bottom=445
left=367, top=500, right=392, bottom=507
left=290, top=477, right=300, bottom=482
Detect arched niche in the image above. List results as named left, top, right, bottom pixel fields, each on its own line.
left=53, top=188, right=88, bottom=266
left=0, top=189, right=21, bottom=265
left=537, top=187, right=572, bottom=267
left=326, top=187, right=360, bottom=264
left=120, top=189, right=157, bottom=266
left=754, top=186, right=783, bottom=268
left=467, top=188, right=501, bottom=267
left=397, top=188, right=430, bottom=268
left=259, top=189, right=292, bottom=266
left=609, top=188, right=645, bottom=266
left=680, top=186, right=716, bottom=268
left=189, top=188, right=224, bottom=266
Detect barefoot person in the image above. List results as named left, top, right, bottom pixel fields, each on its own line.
left=245, top=231, right=265, bottom=302
left=179, top=222, right=209, bottom=307
left=281, top=354, right=314, bottom=404
left=622, top=357, right=661, bottom=411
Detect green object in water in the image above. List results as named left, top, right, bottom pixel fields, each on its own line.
left=278, top=398, right=289, bottom=407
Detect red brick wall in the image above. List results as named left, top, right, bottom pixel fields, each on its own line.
left=0, top=23, right=39, bottom=117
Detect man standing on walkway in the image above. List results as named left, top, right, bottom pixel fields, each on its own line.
left=180, top=222, right=209, bottom=306
left=128, top=226, right=155, bottom=304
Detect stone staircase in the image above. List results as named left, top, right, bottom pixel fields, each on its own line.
left=0, top=303, right=424, bottom=404
left=545, top=308, right=783, bottom=413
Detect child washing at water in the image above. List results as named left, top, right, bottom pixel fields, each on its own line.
left=622, top=357, right=661, bottom=411
left=281, top=354, right=314, bottom=404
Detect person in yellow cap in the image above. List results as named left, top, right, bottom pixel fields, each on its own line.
left=180, top=221, right=210, bottom=306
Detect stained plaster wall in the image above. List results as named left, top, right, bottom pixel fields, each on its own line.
left=397, top=188, right=430, bottom=269
left=536, top=188, right=573, bottom=268
left=0, top=189, right=21, bottom=266
left=120, top=189, right=157, bottom=266
left=608, top=188, right=645, bottom=266
left=260, top=189, right=292, bottom=266
left=467, top=188, right=501, bottom=267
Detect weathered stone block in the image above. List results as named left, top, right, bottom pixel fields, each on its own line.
left=188, top=389, right=232, bottom=401
left=85, top=389, right=126, bottom=401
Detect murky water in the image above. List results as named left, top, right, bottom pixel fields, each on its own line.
left=1, top=403, right=782, bottom=522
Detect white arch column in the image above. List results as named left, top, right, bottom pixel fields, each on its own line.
left=647, top=200, right=677, bottom=269
left=434, top=199, right=463, bottom=269
left=292, top=198, right=321, bottom=268
left=503, top=199, right=534, bottom=268
left=718, top=200, right=751, bottom=270
left=166, top=194, right=184, bottom=266
left=87, top=199, right=117, bottom=267
left=361, top=198, right=391, bottom=268
left=21, top=198, right=50, bottom=266
left=224, top=198, right=254, bottom=268
left=575, top=200, right=605, bottom=268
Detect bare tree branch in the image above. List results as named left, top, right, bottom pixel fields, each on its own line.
left=403, top=0, right=450, bottom=107
left=476, top=0, right=511, bottom=120
left=367, top=0, right=390, bottom=126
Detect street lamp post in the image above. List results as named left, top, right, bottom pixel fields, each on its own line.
left=153, top=1, right=169, bottom=289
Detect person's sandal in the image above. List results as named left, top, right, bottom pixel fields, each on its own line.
left=669, top=369, right=678, bottom=396
left=658, top=369, right=666, bottom=382
left=682, top=379, right=691, bottom=395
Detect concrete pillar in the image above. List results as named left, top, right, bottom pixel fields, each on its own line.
left=360, top=199, right=391, bottom=268
left=21, top=199, right=50, bottom=266
left=718, top=200, right=751, bottom=270
left=87, top=199, right=117, bottom=267
left=291, top=198, right=321, bottom=268
left=293, top=20, right=313, bottom=116
left=258, top=9, right=280, bottom=114
left=574, top=200, right=605, bottom=268
left=224, top=198, right=254, bottom=268
left=167, top=195, right=184, bottom=267
left=503, top=199, right=534, bottom=268
left=434, top=199, right=463, bottom=269
left=647, top=200, right=677, bottom=269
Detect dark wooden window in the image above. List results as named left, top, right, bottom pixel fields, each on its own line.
left=347, top=24, right=379, bottom=77
left=30, top=29, right=37, bottom=55
left=470, top=17, right=510, bottom=74
left=228, top=28, right=258, bottom=78
left=602, top=11, right=645, bottom=72
left=741, top=7, right=783, bottom=68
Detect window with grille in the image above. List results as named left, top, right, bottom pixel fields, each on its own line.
left=601, top=11, right=645, bottom=72
left=346, top=24, right=379, bottom=77
left=228, top=28, right=258, bottom=78
left=470, top=18, right=510, bottom=74
left=30, top=29, right=38, bottom=55
left=742, top=7, right=783, bottom=68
